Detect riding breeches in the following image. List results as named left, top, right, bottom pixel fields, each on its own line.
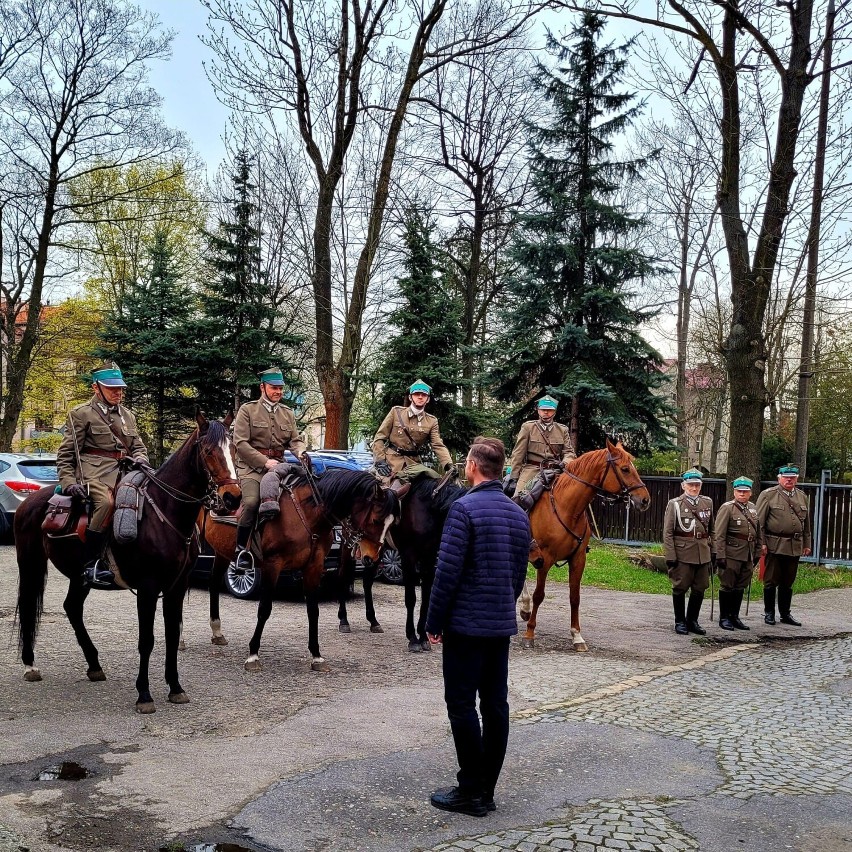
left=717, top=558, right=753, bottom=592
left=667, top=561, right=711, bottom=595
left=238, top=477, right=261, bottom=530
left=87, top=479, right=113, bottom=533
left=763, top=553, right=799, bottom=590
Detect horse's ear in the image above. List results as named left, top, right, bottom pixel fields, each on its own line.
left=195, top=407, right=208, bottom=430
left=605, top=436, right=618, bottom=454
left=223, top=410, right=234, bottom=428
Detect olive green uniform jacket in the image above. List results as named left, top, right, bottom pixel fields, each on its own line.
left=714, top=500, right=763, bottom=563
left=233, top=399, right=306, bottom=485
left=56, top=396, right=148, bottom=533
left=755, top=485, right=811, bottom=557
left=372, top=406, right=452, bottom=476
left=662, top=494, right=715, bottom=565
left=509, top=420, right=576, bottom=491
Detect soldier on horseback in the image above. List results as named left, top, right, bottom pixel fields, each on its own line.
left=56, top=362, right=149, bottom=588
left=372, top=380, right=454, bottom=484
left=504, top=395, right=576, bottom=498
left=232, top=367, right=309, bottom=569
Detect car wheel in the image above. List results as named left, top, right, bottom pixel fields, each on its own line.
left=378, top=547, right=403, bottom=585
left=225, top=558, right=261, bottom=599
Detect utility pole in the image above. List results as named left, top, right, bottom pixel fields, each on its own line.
left=794, top=0, right=835, bottom=477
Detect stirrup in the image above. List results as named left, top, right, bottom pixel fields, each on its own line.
left=232, top=547, right=255, bottom=571
left=83, top=560, right=119, bottom=590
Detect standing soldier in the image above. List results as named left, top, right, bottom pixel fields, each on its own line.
left=232, top=367, right=308, bottom=568
left=372, top=380, right=454, bottom=482
left=713, top=477, right=762, bottom=630
left=755, top=464, right=812, bottom=626
left=662, top=469, right=715, bottom=635
left=504, top=395, right=576, bottom=498
left=57, top=362, right=149, bottom=588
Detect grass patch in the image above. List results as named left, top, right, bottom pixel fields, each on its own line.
left=528, top=542, right=852, bottom=599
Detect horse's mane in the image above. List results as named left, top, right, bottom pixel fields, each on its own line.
left=408, top=474, right=468, bottom=516
left=155, top=418, right=228, bottom=475
left=565, top=447, right=611, bottom=479
left=311, top=468, right=388, bottom=516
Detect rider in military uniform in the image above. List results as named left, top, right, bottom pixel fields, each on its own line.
left=233, top=367, right=308, bottom=568
left=57, top=362, right=149, bottom=588
left=713, top=476, right=762, bottom=631
left=662, top=469, right=716, bottom=635
left=755, top=463, right=812, bottom=626
left=504, top=395, right=576, bottom=497
left=372, top=380, right=453, bottom=482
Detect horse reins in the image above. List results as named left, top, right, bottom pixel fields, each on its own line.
left=565, top=452, right=645, bottom=505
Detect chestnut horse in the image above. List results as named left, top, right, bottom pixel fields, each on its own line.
left=14, top=413, right=241, bottom=712
left=521, top=439, right=650, bottom=651
left=201, top=468, right=399, bottom=672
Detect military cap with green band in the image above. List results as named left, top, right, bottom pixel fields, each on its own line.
left=681, top=468, right=703, bottom=481
left=91, top=363, right=127, bottom=388
left=732, top=476, right=753, bottom=489
left=258, top=367, right=285, bottom=387
left=778, top=464, right=799, bottom=476
left=409, top=380, right=431, bottom=394
left=536, top=395, right=558, bottom=410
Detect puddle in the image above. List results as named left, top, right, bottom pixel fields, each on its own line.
left=36, top=761, right=89, bottom=781
left=160, top=845, right=254, bottom=852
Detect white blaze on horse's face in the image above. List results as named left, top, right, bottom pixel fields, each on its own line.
left=221, top=436, right=237, bottom=482
left=379, top=512, right=394, bottom=545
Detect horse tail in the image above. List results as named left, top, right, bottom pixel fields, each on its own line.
left=13, top=496, right=50, bottom=664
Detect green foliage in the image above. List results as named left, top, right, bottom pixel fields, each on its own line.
left=808, top=329, right=852, bottom=477
left=760, top=433, right=837, bottom=482
left=634, top=450, right=680, bottom=476
left=491, top=12, right=672, bottom=455
left=370, top=211, right=485, bottom=456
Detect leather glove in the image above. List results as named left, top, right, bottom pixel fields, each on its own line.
left=375, top=460, right=392, bottom=477
left=131, top=455, right=150, bottom=468
left=444, top=463, right=454, bottom=472
left=666, top=560, right=677, bottom=570
left=64, top=483, right=87, bottom=499
left=503, top=478, right=517, bottom=498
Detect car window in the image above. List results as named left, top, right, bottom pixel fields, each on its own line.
left=17, top=461, right=59, bottom=479
left=0, top=460, right=9, bottom=473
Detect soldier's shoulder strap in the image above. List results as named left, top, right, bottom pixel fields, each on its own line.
left=394, top=407, right=419, bottom=450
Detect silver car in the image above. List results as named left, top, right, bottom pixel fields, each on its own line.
left=0, top=453, right=58, bottom=540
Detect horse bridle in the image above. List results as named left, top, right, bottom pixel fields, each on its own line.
left=564, top=451, right=644, bottom=504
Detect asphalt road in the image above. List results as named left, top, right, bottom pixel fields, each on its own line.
left=0, top=545, right=850, bottom=852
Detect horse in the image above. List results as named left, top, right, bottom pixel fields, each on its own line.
left=334, top=546, right=383, bottom=635
left=14, top=412, right=241, bottom=713
left=520, top=438, right=650, bottom=651
left=201, top=468, right=399, bottom=672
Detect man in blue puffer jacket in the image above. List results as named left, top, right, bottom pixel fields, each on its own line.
left=426, top=436, right=531, bottom=817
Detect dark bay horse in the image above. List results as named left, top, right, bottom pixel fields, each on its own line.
left=14, top=412, right=241, bottom=712
left=202, top=468, right=398, bottom=672
left=521, top=439, right=650, bottom=651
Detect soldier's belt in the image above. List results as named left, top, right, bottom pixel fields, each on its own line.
left=258, top=449, right=283, bottom=460
left=771, top=531, right=802, bottom=540
left=673, top=530, right=707, bottom=539
left=83, top=448, right=126, bottom=460
left=729, top=532, right=755, bottom=542
left=388, top=443, right=421, bottom=457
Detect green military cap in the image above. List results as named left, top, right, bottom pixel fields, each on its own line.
left=536, top=395, right=558, bottom=410
left=258, top=367, right=285, bottom=387
left=409, top=380, right=431, bottom=394
left=681, top=468, right=703, bottom=481
left=91, top=361, right=126, bottom=388
left=778, top=463, right=799, bottom=476
left=732, top=476, right=753, bottom=489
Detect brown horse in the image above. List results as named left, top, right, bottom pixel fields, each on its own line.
left=201, top=468, right=399, bottom=672
left=521, top=439, right=650, bottom=651
left=14, top=412, right=241, bottom=712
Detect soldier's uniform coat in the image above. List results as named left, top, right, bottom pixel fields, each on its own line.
left=372, top=406, right=452, bottom=477
left=755, top=485, right=811, bottom=589
left=508, top=420, right=576, bottom=492
left=56, top=396, right=148, bottom=532
left=662, top=493, right=715, bottom=593
left=714, top=499, right=763, bottom=592
left=233, top=399, right=306, bottom=527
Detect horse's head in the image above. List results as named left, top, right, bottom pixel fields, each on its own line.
left=195, top=410, right=241, bottom=512
left=347, top=479, right=399, bottom=567
left=602, top=438, right=650, bottom=511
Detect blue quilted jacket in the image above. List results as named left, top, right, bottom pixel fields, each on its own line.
left=425, top=479, right=531, bottom=637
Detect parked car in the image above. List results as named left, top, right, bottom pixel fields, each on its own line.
left=0, top=453, right=59, bottom=541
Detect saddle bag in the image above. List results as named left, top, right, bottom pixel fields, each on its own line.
left=258, top=463, right=304, bottom=520
left=42, top=494, right=81, bottom=537
left=515, top=466, right=561, bottom=514
left=113, top=471, right=147, bottom=545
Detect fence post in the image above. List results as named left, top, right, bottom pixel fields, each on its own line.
left=624, top=499, right=631, bottom=544
left=813, top=469, right=831, bottom=567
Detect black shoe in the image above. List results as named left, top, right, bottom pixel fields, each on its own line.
left=779, top=613, right=802, bottom=626
left=482, top=794, right=496, bottom=812
left=672, top=593, right=687, bottom=635
left=764, top=612, right=776, bottom=625
left=730, top=616, right=750, bottom=630
left=430, top=787, right=487, bottom=818
left=83, top=561, right=118, bottom=590
left=675, top=621, right=689, bottom=635
left=719, top=616, right=735, bottom=631
left=687, top=620, right=706, bottom=635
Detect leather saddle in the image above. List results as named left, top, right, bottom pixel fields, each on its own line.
left=42, top=492, right=114, bottom=542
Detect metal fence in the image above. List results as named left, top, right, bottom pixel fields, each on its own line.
left=594, top=472, right=852, bottom=567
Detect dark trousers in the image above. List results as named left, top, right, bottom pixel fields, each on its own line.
left=442, top=633, right=510, bottom=797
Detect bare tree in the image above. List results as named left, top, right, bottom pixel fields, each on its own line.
left=0, top=0, right=180, bottom=449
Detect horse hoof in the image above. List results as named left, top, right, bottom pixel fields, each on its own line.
left=23, top=668, right=42, bottom=682
left=311, top=659, right=331, bottom=673
left=370, top=624, right=384, bottom=634
left=244, top=658, right=262, bottom=673
left=520, top=611, right=531, bottom=622
left=520, top=637, right=535, bottom=650
left=408, top=641, right=422, bottom=653
left=573, top=642, right=589, bottom=652
left=420, top=640, right=432, bottom=652
left=211, top=635, right=228, bottom=646
left=339, top=623, right=352, bottom=634
left=168, top=691, right=190, bottom=704
left=86, top=668, right=106, bottom=682
left=136, top=701, right=156, bottom=714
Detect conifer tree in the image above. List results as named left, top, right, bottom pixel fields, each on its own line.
left=492, top=12, right=671, bottom=453
left=371, top=212, right=479, bottom=457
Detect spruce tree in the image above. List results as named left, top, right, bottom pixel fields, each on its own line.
left=371, top=212, right=479, bottom=457
left=97, top=229, right=200, bottom=464
left=492, top=12, right=671, bottom=453
left=196, top=150, right=299, bottom=414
